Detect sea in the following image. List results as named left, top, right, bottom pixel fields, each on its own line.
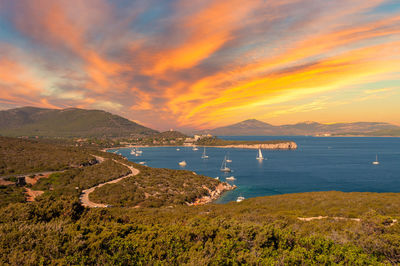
left=109, top=136, right=400, bottom=203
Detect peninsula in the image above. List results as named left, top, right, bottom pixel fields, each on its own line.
left=194, top=136, right=297, bottom=150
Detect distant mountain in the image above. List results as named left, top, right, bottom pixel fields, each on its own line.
left=198, top=119, right=400, bottom=136
left=0, top=107, right=158, bottom=138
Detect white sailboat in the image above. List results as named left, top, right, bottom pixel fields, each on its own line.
left=256, top=148, right=264, bottom=160
left=179, top=160, right=187, bottom=167
left=201, top=147, right=209, bottom=159
left=226, top=152, right=232, bottom=163
left=372, top=154, right=379, bottom=165
left=220, top=156, right=231, bottom=172
left=192, top=146, right=199, bottom=151
left=130, top=149, right=136, bottom=155
left=226, top=176, right=236, bottom=181
left=236, top=196, right=245, bottom=202
left=176, top=148, right=180, bottom=151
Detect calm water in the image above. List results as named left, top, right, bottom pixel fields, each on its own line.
left=110, top=137, right=400, bottom=203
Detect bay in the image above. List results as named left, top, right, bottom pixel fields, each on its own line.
left=110, top=136, right=400, bottom=203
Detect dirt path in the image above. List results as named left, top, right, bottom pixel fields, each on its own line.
left=298, top=216, right=361, bottom=222
left=298, top=216, right=398, bottom=226
left=22, top=154, right=105, bottom=202
left=25, top=188, right=44, bottom=202
left=79, top=160, right=140, bottom=208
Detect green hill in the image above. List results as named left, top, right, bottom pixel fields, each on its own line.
left=0, top=107, right=158, bottom=138
left=155, top=130, right=187, bottom=139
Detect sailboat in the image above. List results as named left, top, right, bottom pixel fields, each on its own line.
left=236, top=196, right=245, bottom=202
left=130, top=149, right=136, bottom=155
left=372, top=154, right=379, bottom=165
left=201, top=147, right=209, bottom=159
left=220, top=156, right=231, bottom=172
left=256, top=148, right=264, bottom=160
left=176, top=148, right=180, bottom=151
left=226, top=152, right=232, bottom=163
left=192, top=146, right=199, bottom=151
left=179, top=160, right=187, bottom=167
left=226, top=176, right=236, bottom=181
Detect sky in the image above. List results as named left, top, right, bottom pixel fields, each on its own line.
left=0, top=0, right=399, bottom=131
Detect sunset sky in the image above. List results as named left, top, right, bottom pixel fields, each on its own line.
left=0, top=0, right=399, bottom=130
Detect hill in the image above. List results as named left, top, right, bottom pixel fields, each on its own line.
left=155, top=130, right=187, bottom=139
left=0, top=136, right=95, bottom=176
left=0, top=107, right=158, bottom=138
left=199, top=119, right=400, bottom=136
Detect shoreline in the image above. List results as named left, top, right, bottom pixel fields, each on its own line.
left=102, top=141, right=298, bottom=151
left=187, top=182, right=236, bottom=206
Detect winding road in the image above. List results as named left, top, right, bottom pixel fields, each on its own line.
left=79, top=159, right=140, bottom=208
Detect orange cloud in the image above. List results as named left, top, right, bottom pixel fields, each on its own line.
left=138, top=0, right=262, bottom=75
left=168, top=39, right=400, bottom=128
left=0, top=57, right=56, bottom=108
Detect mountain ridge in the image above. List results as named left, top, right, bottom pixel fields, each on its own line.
left=197, top=119, right=400, bottom=136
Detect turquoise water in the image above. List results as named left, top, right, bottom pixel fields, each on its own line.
left=110, top=136, right=400, bottom=203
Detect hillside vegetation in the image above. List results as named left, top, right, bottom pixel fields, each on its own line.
left=90, top=166, right=221, bottom=207
left=32, top=159, right=131, bottom=194
left=0, top=107, right=157, bottom=137
left=0, top=191, right=399, bottom=264
left=0, top=136, right=95, bottom=176
left=1, top=137, right=400, bottom=264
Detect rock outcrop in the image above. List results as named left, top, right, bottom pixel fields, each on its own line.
left=188, top=182, right=236, bottom=206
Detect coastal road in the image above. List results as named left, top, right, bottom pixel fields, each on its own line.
left=79, top=159, right=140, bottom=208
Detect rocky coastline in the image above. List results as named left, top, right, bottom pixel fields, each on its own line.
left=212, top=141, right=297, bottom=150
left=188, top=182, right=236, bottom=206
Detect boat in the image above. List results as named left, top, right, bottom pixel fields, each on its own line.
left=192, top=146, right=199, bottom=151
left=176, top=148, right=180, bottom=151
left=201, top=147, right=209, bottom=159
left=372, top=154, right=379, bottom=165
left=256, top=148, right=264, bottom=160
left=220, top=156, right=231, bottom=172
left=226, top=152, right=232, bottom=163
left=130, top=149, right=136, bottom=155
left=178, top=160, right=187, bottom=166
left=136, top=148, right=143, bottom=154
left=139, top=162, right=146, bottom=165
left=215, top=177, right=219, bottom=180
left=236, top=196, right=245, bottom=202
left=226, top=176, right=236, bottom=181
